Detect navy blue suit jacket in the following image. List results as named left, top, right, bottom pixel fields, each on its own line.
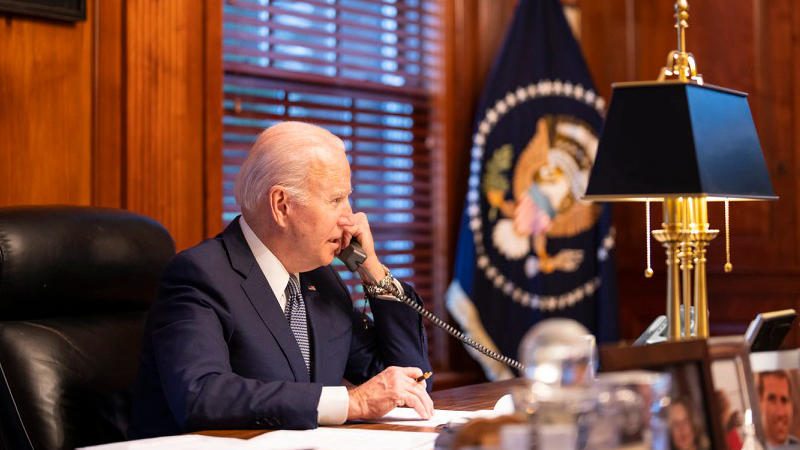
left=128, top=219, right=431, bottom=438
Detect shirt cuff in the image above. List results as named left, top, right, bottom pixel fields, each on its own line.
left=317, top=386, right=349, bottom=425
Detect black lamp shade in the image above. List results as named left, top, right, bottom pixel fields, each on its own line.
left=584, top=82, right=776, bottom=201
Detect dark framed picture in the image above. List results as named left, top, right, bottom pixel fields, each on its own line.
left=600, top=339, right=725, bottom=450
left=0, top=0, right=85, bottom=22
left=708, top=335, right=767, bottom=450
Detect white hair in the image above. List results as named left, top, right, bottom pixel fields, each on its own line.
left=234, top=121, right=345, bottom=214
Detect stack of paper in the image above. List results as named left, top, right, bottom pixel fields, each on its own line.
left=360, top=393, right=515, bottom=427
left=365, top=407, right=498, bottom=427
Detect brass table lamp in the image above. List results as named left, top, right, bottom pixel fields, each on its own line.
left=584, top=1, right=777, bottom=341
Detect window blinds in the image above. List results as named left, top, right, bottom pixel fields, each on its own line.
left=222, top=0, right=439, bottom=311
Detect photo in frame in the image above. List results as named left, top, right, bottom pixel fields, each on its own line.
left=749, top=348, right=800, bottom=448
left=708, top=335, right=767, bottom=450
left=0, top=0, right=85, bottom=22
left=600, top=339, right=725, bottom=450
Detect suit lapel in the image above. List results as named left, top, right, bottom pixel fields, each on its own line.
left=222, top=218, right=310, bottom=383
left=301, top=275, right=323, bottom=383
left=304, top=273, right=341, bottom=384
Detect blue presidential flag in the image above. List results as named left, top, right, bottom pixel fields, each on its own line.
left=446, top=0, right=618, bottom=379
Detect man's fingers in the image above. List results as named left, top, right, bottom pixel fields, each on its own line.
left=410, top=383, right=434, bottom=418
left=341, top=223, right=363, bottom=247
left=341, top=230, right=352, bottom=251
left=399, top=366, right=424, bottom=379
left=398, top=377, right=432, bottom=419
left=400, top=391, right=429, bottom=420
left=347, top=367, right=433, bottom=421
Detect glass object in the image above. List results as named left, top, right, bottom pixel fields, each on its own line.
left=595, top=370, right=673, bottom=450
left=518, top=318, right=596, bottom=387
left=514, top=319, right=605, bottom=450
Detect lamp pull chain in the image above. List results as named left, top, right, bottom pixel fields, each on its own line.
left=724, top=198, right=733, bottom=272
left=645, top=199, right=654, bottom=277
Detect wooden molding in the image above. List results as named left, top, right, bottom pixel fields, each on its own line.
left=203, top=0, right=224, bottom=239
left=92, top=0, right=123, bottom=209
left=124, top=0, right=205, bottom=250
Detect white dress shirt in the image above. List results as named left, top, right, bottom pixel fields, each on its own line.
left=239, top=217, right=349, bottom=426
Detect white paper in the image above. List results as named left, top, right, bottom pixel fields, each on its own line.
left=493, top=393, right=514, bottom=414
left=245, top=428, right=437, bottom=450
left=361, top=393, right=515, bottom=427
left=366, top=407, right=497, bottom=427
left=78, top=434, right=248, bottom=450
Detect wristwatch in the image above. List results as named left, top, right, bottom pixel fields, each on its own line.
left=362, top=265, right=396, bottom=298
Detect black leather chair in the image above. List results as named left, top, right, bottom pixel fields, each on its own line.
left=0, top=206, right=175, bottom=450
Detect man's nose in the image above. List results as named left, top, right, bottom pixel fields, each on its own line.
left=337, top=203, right=354, bottom=227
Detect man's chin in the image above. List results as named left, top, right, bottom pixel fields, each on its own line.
left=323, top=253, right=336, bottom=266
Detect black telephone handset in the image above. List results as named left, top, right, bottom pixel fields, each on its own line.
left=338, top=241, right=368, bottom=272
left=339, top=241, right=525, bottom=372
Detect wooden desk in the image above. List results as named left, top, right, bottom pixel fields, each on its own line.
left=195, top=378, right=526, bottom=440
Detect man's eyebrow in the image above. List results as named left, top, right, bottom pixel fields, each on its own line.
left=330, top=188, right=352, bottom=198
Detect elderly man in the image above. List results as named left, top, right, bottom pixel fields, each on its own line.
left=758, top=370, right=798, bottom=447
left=128, top=122, right=433, bottom=438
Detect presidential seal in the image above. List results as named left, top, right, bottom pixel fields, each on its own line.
left=466, top=79, right=614, bottom=311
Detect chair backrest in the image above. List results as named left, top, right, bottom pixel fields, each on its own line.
left=0, top=206, right=175, bottom=450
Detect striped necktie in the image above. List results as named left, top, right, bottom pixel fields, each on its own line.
left=284, top=276, right=310, bottom=374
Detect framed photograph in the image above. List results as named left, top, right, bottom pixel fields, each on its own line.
left=749, top=348, right=800, bottom=448
left=745, top=309, right=796, bottom=352
left=600, top=339, right=725, bottom=450
left=708, top=335, right=767, bottom=450
left=0, top=0, right=85, bottom=22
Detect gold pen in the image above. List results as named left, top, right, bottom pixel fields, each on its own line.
left=415, top=371, right=432, bottom=383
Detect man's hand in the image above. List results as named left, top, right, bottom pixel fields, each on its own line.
left=347, top=366, right=434, bottom=420
left=337, top=212, right=385, bottom=283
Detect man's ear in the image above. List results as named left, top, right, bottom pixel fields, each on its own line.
left=269, top=185, right=289, bottom=227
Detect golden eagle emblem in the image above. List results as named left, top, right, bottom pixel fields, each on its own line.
left=483, top=115, right=601, bottom=276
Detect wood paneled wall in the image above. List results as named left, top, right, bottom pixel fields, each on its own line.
left=0, top=0, right=221, bottom=251
left=0, top=5, right=93, bottom=206
left=124, top=0, right=206, bottom=250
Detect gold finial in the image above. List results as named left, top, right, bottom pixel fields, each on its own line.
left=658, top=1, right=703, bottom=84
left=676, top=0, right=689, bottom=33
